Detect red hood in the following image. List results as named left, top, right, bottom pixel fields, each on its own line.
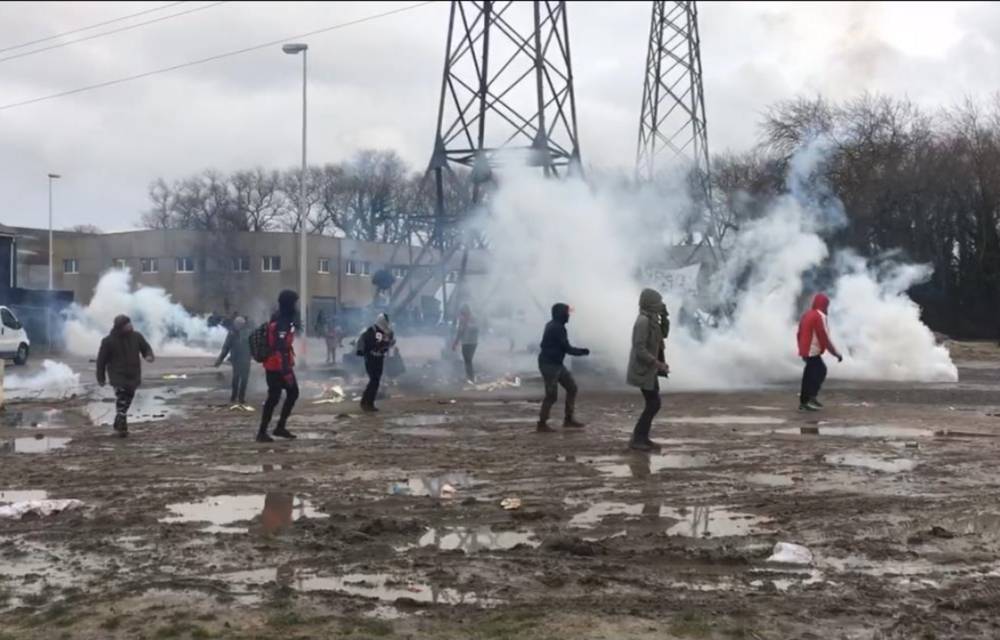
left=811, top=293, right=830, bottom=313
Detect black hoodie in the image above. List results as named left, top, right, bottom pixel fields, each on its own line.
left=96, top=314, right=154, bottom=388
left=538, top=303, right=588, bottom=367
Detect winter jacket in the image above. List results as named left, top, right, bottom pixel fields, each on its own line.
left=96, top=319, right=154, bottom=389
left=263, top=317, right=296, bottom=374
left=797, top=293, right=840, bottom=359
left=538, top=303, right=588, bottom=367
left=216, top=326, right=251, bottom=367
left=357, top=319, right=395, bottom=359
left=627, top=289, right=669, bottom=390
left=453, top=314, right=480, bottom=347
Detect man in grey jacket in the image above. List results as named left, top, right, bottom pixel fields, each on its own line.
left=215, top=315, right=252, bottom=407
left=626, top=289, right=670, bottom=452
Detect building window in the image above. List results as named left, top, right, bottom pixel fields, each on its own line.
left=318, top=258, right=330, bottom=274
left=262, top=256, right=281, bottom=273
left=176, top=257, right=195, bottom=273
left=446, top=270, right=459, bottom=283
left=346, top=259, right=358, bottom=276
left=361, top=261, right=372, bottom=276
left=391, top=266, right=408, bottom=279
left=232, top=256, right=250, bottom=273
left=63, top=259, right=78, bottom=274
left=112, top=258, right=127, bottom=270
left=140, top=258, right=158, bottom=274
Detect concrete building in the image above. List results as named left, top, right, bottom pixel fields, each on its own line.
left=10, top=227, right=486, bottom=328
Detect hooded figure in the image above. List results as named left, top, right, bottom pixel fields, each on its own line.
left=626, top=289, right=670, bottom=451
left=452, top=304, right=479, bottom=383
left=215, top=315, right=252, bottom=406
left=536, top=303, right=590, bottom=432
left=796, top=293, right=843, bottom=411
left=257, top=290, right=300, bottom=442
left=358, top=313, right=397, bottom=411
left=96, top=314, right=154, bottom=437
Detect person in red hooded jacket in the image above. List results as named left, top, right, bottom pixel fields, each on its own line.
left=797, top=293, right=843, bottom=411
left=257, top=289, right=300, bottom=442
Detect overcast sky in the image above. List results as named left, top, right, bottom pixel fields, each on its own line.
left=0, top=1, right=995, bottom=230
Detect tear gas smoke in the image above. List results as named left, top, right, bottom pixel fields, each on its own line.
left=62, top=270, right=226, bottom=357
left=4, top=359, right=81, bottom=400
left=479, top=140, right=957, bottom=389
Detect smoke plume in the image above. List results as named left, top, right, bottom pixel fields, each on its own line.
left=4, top=359, right=81, bottom=400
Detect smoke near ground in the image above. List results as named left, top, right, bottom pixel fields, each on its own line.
left=62, top=270, right=226, bottom=358
left=479, top=140, right=957, bottom=389
left=4, top=359, right=81, bottom=400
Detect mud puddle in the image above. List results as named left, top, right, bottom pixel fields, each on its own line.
left=389, top=472, right=480, bottom=497
left=160, top=493, right=326, bottom=533
left=0, top=436, right=71, bottom=454
left=744, top=473, right=794, bottom=487
left=86, top=391, right=182, bottom=426
left=0, top=408, right=69, bottom=429
left=665, top=415, right=787, bottom=425
left=568, top=501, right=772, bottom=537
left=824, top=452, right=918, bottom=473
left=388, top=415, right=454, bottom=427
left=774, top=425, right=932, bottom=439
left=576, top=454, right=711, bottom=478
left=412, top=527, right=540, bottom=552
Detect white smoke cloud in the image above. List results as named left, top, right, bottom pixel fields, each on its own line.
left=62, top=269, right=226, bottom=358
left=4, top=359, right=81, bottom=400
left=479, top=139, right=957, bottom=390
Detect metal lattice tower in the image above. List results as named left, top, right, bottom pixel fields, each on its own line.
left=394, top=0, right=582, bottom=317
left=636, top=1, right=718, bottom=246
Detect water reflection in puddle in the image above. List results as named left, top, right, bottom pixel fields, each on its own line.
left=389, top=415, right=453, bottom=427
left=0, top=436, right=71, bottom=454
left=86, top=390, right=182, bottom=426
left=415, top=527, right=539, bottom=552
left=824, top=453, right=917, bottom=473
left=389, top=473, right=479, bottom=497
left=776, top=425, right=932, bottom=439
left=1, top=409, right=68, bottom=429
left=745, top=473, right=794, bottom=487
left=567, top=501, right=771, bottom=537
left=160, top=493, right=326, bottom=533
left=578, top=454, right=710, bottom=478
left=0, top=489, right=49, bottom=502
left=666, top=415, right=786, bottom=425
left=212, top=464, right=289, bottom=474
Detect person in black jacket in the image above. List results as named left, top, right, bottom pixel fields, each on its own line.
left=214, top=314, right=252, bottom=407
left=537, top=303, right=589, bottom=432
left=96, top=314, right=155, bottom=438
left=357, top=313, right=395, bottom=412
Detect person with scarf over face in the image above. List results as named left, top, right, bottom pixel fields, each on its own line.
left=797, top=292, right=843, bottom=411
left=626, top=289, right=671, bottom=452
left=257, top=290, right=300, bottom=442
left=537, top=303, right=590, bottom=432
left=96, top=314, right=155, bottom=438
left=357, top=313, right=395, bottom=412
left=215, top=314, right=252, bottom=407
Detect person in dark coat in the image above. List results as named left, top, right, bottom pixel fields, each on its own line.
left=257, top=290, right=300, bottom=443
left=96, top=314, right=155, bottom=437
left=214, top=314, right=252, bottom=407
left=357, top=313, right=395, bottom=412
left=537, top=303, right=590, bottom=432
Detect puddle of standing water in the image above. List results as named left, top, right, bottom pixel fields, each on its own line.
left=745, top=473, right=794, bottom=487
left=413, top=527, right=540, bottom=552
left=388, top=415, right=453, bottom=427
left=824, top=453, right=917, bottom=473
left=1, top=436, right=71, bottom=454
left=0, top=489, right=49, bottom=502
left=160, top=493, right=326, bottom=533
left=1, top=409, right=68, bottom=429
left=86, top=391, right=183, bottom=426
left=567, top=501, right=772, bottom=537
left=579, top=454, right=710, bottom=478
left=212, top=464, right=289, bottom=474
left=389, top=472, right=479, bottom=497
left=774, top=425, right=932, bottom=439
left=665, top=415, right=787, bottom=425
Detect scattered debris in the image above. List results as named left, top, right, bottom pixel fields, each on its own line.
left=439, top=484, right=457, bottom=499
left=0, top=498, right=83, bottom=519
left=470, top=375, right=522, bottom=392
left=766, top=542, right=814, bottom=565
left=162, top=374, right=188, bottom=380
left=501, top=497, right=522, bottom=511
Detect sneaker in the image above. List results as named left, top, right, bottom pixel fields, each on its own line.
left=255, top=432, right=274, bottom=443
left=799, top=403, right=819, bottom=412
left=563, top=418, right=586, bottom=429
left=536, top=421, right=556, bottom=433
left=272, top=427, right=297, bottom=440
left=809, top=398, right=824, bottom=408
left=629, top=440, right=653, bottom=452
left=361, top=404, right=379, bottom=413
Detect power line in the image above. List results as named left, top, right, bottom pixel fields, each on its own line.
left=0, top=1, right=188, bottom=54
left=0, top=1, right=229, bottom=65
left=0, top=1, right=436, bottom=113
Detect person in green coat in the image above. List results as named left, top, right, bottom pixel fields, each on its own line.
left=626, top=288, right=670, bottom=452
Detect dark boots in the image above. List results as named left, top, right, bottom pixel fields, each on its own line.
left=113, top=414, right=128, bottom=438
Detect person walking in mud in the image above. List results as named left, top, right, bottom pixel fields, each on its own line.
left=257, top=290, right=300, bottom=442
left=797, top=292, right=843, bottom=411
left=96, top=314, right=155, bottom=438
left=452, top=304, right=480, bottom=383
left=357, top=313, right=395, bottom=412
left=626, top=289, right=670, bottom=452
left=537, top=303, right=590, bottom=432
left=214, top=314, right=252, bottom=408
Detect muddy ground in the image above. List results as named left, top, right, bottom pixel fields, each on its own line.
left=2, top=342, right=1000, bottom=639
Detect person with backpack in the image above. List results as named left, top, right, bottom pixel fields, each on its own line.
left=537, top=303, right=590, bottom=432
left=96, top=314, right=155, bottom=438
left=357, top=313, right=395, bottom=412
left=255, top=290, right=300, bottom=442
left=214, top=314, right=252, bottom=408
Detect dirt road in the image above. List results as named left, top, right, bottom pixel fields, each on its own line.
left=2, top=344, right=999, bottom=639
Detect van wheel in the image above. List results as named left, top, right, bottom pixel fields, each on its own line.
left=13, top=343, right=28, bottom=365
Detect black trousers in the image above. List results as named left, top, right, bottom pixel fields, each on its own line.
left=632, top=380, right=661, bottom=443
left=259, top=371, right=298, bottom=433
left=114, top=386, right=135, bottom=420
left=799, top=356, right=827, bottom=405
left=461, top=343, right=477, bottom=381
left=539, top=362, right=577, bottom=423
left=230, top=360, right=251, bottom=404
left=362, top=355, right=384, bottom=407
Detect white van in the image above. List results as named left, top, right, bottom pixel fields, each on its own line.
left=0, top=306, right=30, bottom=365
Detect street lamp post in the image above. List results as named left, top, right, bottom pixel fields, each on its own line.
left=47, top=173, right=60, bottom=290
left=282, top=42, right=309, bottom=348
